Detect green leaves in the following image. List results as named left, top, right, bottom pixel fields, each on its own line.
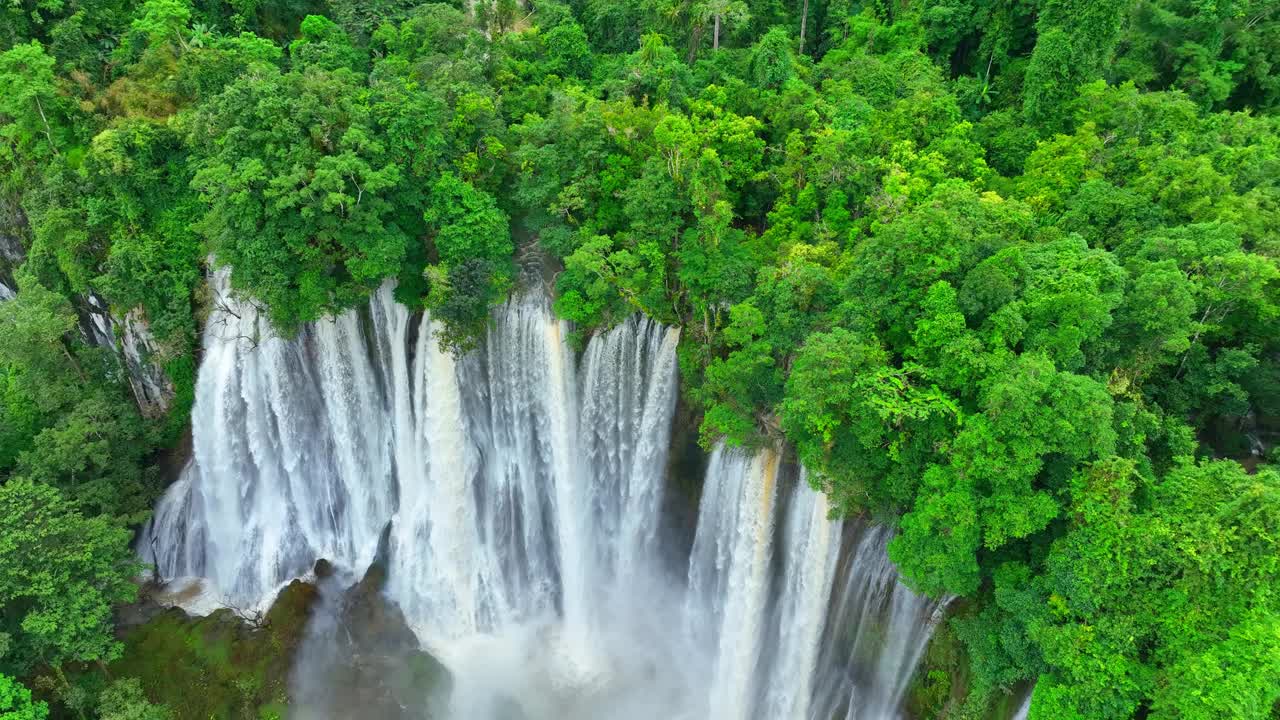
left=1023, top=0, right=1129, bottom=127
left=189, top=63, right=409, bottom=329
left=97, top=678, right=170, bottom=720
left=422, top=173, right=513, bottom=351
left=1018, top=460, right=1280, bottom=720
left=0, top=674, right=48, bottom=720
left=893, top=465, right=983, bottom=597
left=0, top=480, right=141, bottom=673
left=783, top=329, right=955, bottom=480
left=0, top=42, right=65, bottom=163
left=129, top=0, right=193, bottom=51
left=0, top=5, right=1276, bottom=720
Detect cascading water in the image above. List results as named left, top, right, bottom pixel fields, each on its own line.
left=759, top=467, right=843, bottom=720
left=142, top=276, right=945, bottom=720
left=1012, top=691, right=1034, bottom=720
left=686, top=445, right=782, bottom=720
left=141, top=270, right=394, bottom=609
left=812, top=524, right=951, bottom=720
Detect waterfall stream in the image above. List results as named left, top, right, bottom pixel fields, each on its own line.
left=141, top=277, right=942, bottom=720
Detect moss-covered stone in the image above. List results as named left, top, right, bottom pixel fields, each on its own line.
left=98, top=561, right=453, bottom=720
left=108, top=580, right=318, bottom=720
left=906, top=613, right=969, bottom=720
left=906, top=603, right=1036, bottom=720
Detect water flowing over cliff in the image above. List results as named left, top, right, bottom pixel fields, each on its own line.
left=142, top=276, right=942, bottom=720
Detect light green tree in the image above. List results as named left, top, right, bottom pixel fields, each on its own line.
left=0, top=480, right=141, bottom=674
left=0, top=674, right=48, bottom=720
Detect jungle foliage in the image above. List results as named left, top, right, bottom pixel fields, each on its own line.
left=1, top=0, right=1278, bottom=717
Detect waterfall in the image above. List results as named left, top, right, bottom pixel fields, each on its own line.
left=578, top=314, right=681, bottom=609
left=759, top=468, right=843, bottom=720
left=686, top=445, right=781, bottom=720
left=140, top=270, right=395, bottom=609
left=382, top=301, right=485, bottom=641
left=811, top=524, right=949, bottom=720
left=142, top=280, right=945, bottom=720
left=1012, top=687, right=1034, bottom=720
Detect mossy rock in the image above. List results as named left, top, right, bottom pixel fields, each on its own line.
left=110, top=580, right=318, bottom=720
left=906, top=610, right=969, bottom=720
left=905, top=603, right=1037, bottom=720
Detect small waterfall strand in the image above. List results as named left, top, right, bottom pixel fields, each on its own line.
left=811, top=524, right=949, bottom=720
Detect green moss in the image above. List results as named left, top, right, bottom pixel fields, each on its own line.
left=906, top=614, right=969, bottom=720
left=256, top=701, right=288, bottom=720
left=906, top=608, right=1039, bottom=720
left=108, top=581, right=316, bottom=720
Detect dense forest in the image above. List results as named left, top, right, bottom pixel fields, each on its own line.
left=0, top=0, right=1278, bottom=718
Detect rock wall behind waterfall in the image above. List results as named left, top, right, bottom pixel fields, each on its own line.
left=0, top=196, right=175, bottom=416
left=76, top=292, right=178, bottom=418
left=0, top=194, right=28, bottom=291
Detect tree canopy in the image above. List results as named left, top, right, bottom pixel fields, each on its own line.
left=0, top=0, right=1278, bottom=718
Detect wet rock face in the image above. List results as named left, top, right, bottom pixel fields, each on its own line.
left=313, top=558, right=336, bottom=579
left=291, top=560, right=452, bottom=720
left=341, top=564, right=420, bottom=653
left=117, top=306, right=177, bottom=418
left=0, top=194, right=174, bottom=415
left=0, top=195, right=27, bottom=300
left=112, top=571, right=454, bottom=720
left=73, top=292, right=177, bottom=418
left=0, top=195, right=28, bottom=265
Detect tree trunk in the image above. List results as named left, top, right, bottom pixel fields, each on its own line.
left=688, top=23, right=704, bottom=62
left=799, top=0, right=809, bottom=54
left=53, top=665, right=87, bottom=720
left=714, top=14, right=721, bottom=49
left=33, top=95, right=58, bottom=156
left=61, top=341, right=87, bottom=384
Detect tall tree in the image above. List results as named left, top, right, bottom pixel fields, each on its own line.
left=696, top=0, right=750, bottom=49
left=1023, top=0, right=1133, bottom=126
left=0, top=480, right=141, bottom=674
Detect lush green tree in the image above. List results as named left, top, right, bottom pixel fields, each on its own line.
left=0, top=674, right=48, bottom=720
left=0, top=272, right=86, bottom=406
left=0, top=272, right=156, bottom=520
left=695, top=0, right=750, bottom=51
left=97, top=678, right=170, bottom=720
left=0, top=42, right=66, bottom=162
left=1022, top=0, right=1131, bottom=127
left=422, top=172, right=514, bottom=351
left=1021, top=459, right=1280, bottom=719
left=13, top=396, right=154, bottom=523
left=782, top=326, right=956, bottom=512
left=189, top=63, right=408, bottom=329
left=0, top=366, right=43, bottom=471
left=0, top=480, right=140, bottom=674
left=288, top=14, right=364, bottom=72
left=1114, top=0, right=1280, bottom=111
left=129, top=0, right=194, bottom=51
left=0, top=4, right=1277, bottom=720
left=542, top=20, right=594, bottom=79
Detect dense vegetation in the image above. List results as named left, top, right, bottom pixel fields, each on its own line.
left=0, top=0, right=1277, bottom=718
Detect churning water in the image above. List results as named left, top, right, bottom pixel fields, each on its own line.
left=141, top=273, right=943, bottom=720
